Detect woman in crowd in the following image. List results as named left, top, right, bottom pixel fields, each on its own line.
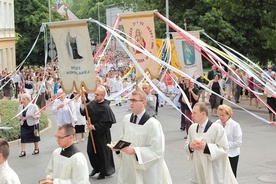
left=207, top=73, right=224, bottom=116
left=45, top=75, right=54, bottom=101
left=215, top=104, right=242, bottom=178
left=23, top=74, right=34, bottom=99
left=253, top=73, right=263, bottom=108
left=52, top=88, right=77, bottom=127
left=18, top=93, right=41, bottom=157
left=35, top=76, right=46, bottom=109
left=71, top=91, right=86, bottom=143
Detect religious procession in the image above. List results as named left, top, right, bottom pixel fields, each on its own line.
left=0, top=1, right=276, bottom=184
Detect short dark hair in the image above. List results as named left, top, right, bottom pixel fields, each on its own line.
left=0, top=138, right=10, bottom=160
left=194, top=102, right=209, bottom=116
left=58, top=124, right=75, bottom=135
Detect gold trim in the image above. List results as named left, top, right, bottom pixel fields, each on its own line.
left=120, top=11, right=153, bottom=20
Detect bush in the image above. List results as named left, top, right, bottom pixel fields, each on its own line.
left=0, top=99, right=48, bottom=141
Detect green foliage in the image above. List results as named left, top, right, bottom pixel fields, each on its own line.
left=0, top=100, right=48, bottom=142
left=205, top=0, right=276, bottom=65
left=14, top=0, right=275, bottom=66
left=14, top=0, right=64, bottom=67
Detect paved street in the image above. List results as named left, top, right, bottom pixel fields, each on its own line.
left=7, top=98, right=276, bottom=184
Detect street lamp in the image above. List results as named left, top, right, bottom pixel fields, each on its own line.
left=48, top=0, right=54, bottom=66
left=98, top=3, right=100, bottom=44
left=166, top=0, right=169, bottom=38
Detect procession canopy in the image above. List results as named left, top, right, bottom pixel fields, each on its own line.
left=120, top=11, right=160, bottom=79
left=48, top=20, right=96, bottom=94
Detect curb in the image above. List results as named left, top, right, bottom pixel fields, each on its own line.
left=8, top=118, right=53, bottom=148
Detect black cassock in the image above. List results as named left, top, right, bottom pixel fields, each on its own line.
left=81, top=99, right=116, bottom=176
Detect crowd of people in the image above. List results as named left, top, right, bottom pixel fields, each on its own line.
left=0, top=51, right=275, bottom=183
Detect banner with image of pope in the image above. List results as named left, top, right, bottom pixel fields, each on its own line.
left=172, top=31, right=203, bottom=79
left=48, top=21, right=96, bottom=93
left=120, top=11, right=160, bottom=79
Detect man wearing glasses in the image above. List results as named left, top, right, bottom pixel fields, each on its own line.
left=0, top=138, right=21, bottom=184
left=111, top=88, right=172, bottom=183
left=45, top=124, right=90, bottom=184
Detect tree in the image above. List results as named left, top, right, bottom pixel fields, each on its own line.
left=206, top=0, right=276, bottom=65
left=15, top=0, right=64, bottom=67
left=68, top=0, right=275, bottom=64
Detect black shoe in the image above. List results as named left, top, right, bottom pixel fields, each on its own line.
left=32, top=149, right=39, bottom=155
left=184, top=136, right=187, bottom=139
left=180, top=127, right=185, bottom=131
left=19, top=151, right=26, bottom=157
left=89, top=170, right=99, bottom=177
left=97, top=174, right=105, bottom=180
left=236, top=101, right=240, bottom=103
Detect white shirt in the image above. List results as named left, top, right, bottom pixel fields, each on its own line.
left=215, top=118, right=242, bottom=157
left=0, top=161, right=21, bottom=184
left=134, top=110, right=146, bottom=124
left=52, top=98, right=77, bottom=126
left=12, top=74, right=21, bottom=83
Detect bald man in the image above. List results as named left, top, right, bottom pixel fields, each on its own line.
left=80, top=87, right=116, bottom=180
left=142, top=83, right=156, bottom=117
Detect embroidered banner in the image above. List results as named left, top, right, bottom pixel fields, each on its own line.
left=171, top=31, right=203, bottom=78
left=120, top=11, right=160, bottom=79
left=156, top=38, right=182, bottom=72
left=48, top=21, right=96, bottom=93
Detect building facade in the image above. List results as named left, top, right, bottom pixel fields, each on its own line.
left=0, top=0, right=16, bottom=71
left=105, top=4, right=132, bottom=50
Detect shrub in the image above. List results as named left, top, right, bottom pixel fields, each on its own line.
left=0, top=99, right=48, bottom=141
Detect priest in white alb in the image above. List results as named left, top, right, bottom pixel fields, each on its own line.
left=184, top=102, right=237, bottom=184
left=110, top=88, right=172, bottom=184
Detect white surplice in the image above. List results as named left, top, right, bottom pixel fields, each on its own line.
left=0, top=161, right=21, bottom=184
left=117, top=114, right=172, bottom=184
left=46, top=148, right=90, bottom=184
left=184, top=122, right=237, bottom=184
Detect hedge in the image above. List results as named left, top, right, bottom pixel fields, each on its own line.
left=0, top=99, right=48, bottom=142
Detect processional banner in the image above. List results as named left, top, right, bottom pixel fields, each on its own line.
left=171, top=31, right=203, bottom=79
left=120, top=11, right=160, bottom=79
left=156, top=39, right=182, bottom=72
left=48, top=21, right=96, bottom=93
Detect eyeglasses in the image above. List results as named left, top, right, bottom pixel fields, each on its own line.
left=55, top=135, right=71, bottom=139
left=129, top=99, right=143, bottom=103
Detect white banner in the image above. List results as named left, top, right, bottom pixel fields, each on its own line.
left=120, top=11, right=160, bottom=79
left=171, top=31, right=203, bottom=78
left=48, top=21, right=96, bottom=93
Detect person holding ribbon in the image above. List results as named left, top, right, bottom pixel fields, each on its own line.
left=142, top=82, right=156, bottom=117
left=52, top=89, right=77, bottom=127
left=215, top=104, right=242, bottom=178
left=182, top=80, right=199, bottom=139
left=18, top=93, right=41, bottom=157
